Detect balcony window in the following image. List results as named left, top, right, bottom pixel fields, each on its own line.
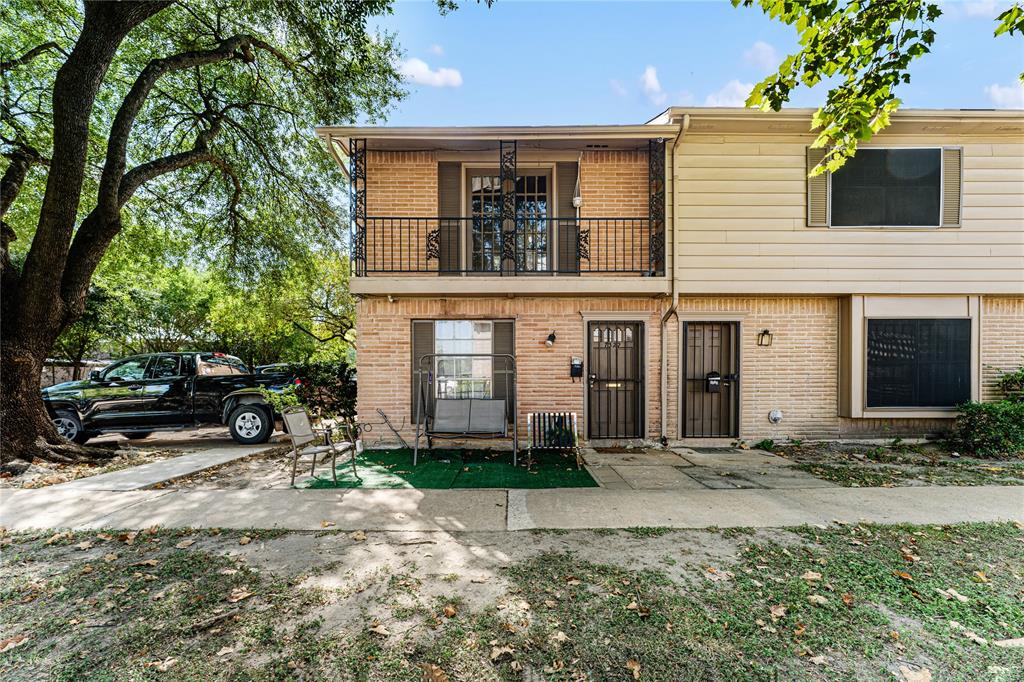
left=468, top=171, right=550, bottom=272
left=831, top=148, right=942, bottom=227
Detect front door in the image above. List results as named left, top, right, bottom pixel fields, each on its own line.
left=682, top=321, right=740, bottom=437
left=587, top=321, right=644, bottom=439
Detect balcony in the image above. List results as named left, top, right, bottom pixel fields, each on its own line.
left=353, top=216, right=663, bottom=277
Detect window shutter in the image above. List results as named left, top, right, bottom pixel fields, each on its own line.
left=437, top=163, right=462, bottom=272
left=556, top=161, right=580, bottom=274
left=941, top=147, right=962, bottom=227
left=491, top=320, right=515, bottom=421
left=411, top=320, right=435, bottom=421
left=806, top=147, right=829, bottom=227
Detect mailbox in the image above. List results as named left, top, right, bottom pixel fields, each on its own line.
left=705, top=371, right=721, bottom=393
left=570, top=356, right=584, bottom=379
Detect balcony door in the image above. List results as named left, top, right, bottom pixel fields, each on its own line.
left=466, top=169, right=551, bottom=273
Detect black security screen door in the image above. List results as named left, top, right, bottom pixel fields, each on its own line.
left=831, top=148, right=942, bottom=226
left=588, top=322, right=644, bottom=439
left=682, top=322, right=740, bottom=437
left=866, top=318, right=971, bottom=408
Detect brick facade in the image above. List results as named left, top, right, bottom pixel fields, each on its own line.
left=364, top=151, right=437, bottom=273
left=356, top=296, right=665, bottom=446
left=579, top=150, right=650, bottom=273
left=981, top=296, right=1024, bottom=401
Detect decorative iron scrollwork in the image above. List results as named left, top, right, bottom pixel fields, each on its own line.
left=350, top=138, right=367, bottom=276
left=500, top=231, right=517, bottom=264
left=425, top=229, right=440, bottom=261
left=499, top=140, right=517, bottom=271
left=577, top=229, right=591, bottom=261
left=648, top=138, right=666, bottom=276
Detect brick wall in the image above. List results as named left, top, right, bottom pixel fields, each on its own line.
left=982, top=296, right=1024, bottom=401
left=675, top=297, right=841, bottom=440
left=355, top=296, right=665, bottom=446
left=579, top=150, right=650, bottom=273
left=364, top=151, right=437, bottom=273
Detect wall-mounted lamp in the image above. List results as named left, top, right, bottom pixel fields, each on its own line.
left=757, top=329, right=773, bottom=347
left=545, top=331, right=557, bottom=347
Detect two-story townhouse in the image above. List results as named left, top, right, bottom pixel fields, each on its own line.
left=316, top=107, right=1024, bottom=447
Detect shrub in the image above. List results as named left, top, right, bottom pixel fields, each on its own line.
left=949, top=400, right=1024, bottom=457
left=288, top=360, right=356, bottom=418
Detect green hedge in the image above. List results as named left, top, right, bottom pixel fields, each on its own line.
left=949, top=400, right=1024, bottom=457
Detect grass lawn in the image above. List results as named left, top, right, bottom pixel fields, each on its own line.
left=306, top=448, right=597, bottom=489
left=2, top=523, right=1022, bottom=680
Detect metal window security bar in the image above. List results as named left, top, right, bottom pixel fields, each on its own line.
left=412, top=353, right=518, bottom=466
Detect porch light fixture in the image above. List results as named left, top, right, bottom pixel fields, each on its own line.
left=545, top=331, right=557, bottom=347
left=757, top=329, right=773, bottom=347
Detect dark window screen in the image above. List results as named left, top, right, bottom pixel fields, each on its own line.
left=866, top=319, right=971, bottom=408
left=831, top=148, right=941, bottom=226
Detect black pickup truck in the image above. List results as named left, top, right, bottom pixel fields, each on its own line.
left=42, top=352, right=292, bottom=445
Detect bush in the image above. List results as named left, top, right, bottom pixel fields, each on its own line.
left=288, top=360, right=356, bottom=418
left=949, top=400, right=1024, bottom=457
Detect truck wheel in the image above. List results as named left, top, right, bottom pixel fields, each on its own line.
left=53, top=409, right=90, bottom=445
left=228, top=405, right=272, bottom=444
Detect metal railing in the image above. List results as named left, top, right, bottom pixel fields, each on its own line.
left=353, top=216, right=663, bottom=276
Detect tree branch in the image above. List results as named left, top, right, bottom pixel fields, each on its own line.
left=0, top=42, right=67, bottom=75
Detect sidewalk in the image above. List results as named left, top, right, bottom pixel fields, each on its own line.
left=2, top=485, right=1020, bottom=532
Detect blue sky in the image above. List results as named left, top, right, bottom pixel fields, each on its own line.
left=369, top=0, right=1024, bottom=126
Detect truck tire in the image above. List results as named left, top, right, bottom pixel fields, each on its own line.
left=228, top=404, right=272, bottom=444
left=52, top=409, right=90, bottom=445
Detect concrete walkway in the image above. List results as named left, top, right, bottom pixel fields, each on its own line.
left=2, top=485, right=1020, bottom=532
left=50, top=445, right=272, bottom=491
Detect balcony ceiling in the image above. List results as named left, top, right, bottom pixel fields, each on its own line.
left=315, top=124, right=681, bottom=151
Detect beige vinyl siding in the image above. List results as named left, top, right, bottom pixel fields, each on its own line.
left=673, top=135, right=1024, bottom=294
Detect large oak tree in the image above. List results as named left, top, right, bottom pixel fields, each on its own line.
left=1, top=0, right=407, bottom=464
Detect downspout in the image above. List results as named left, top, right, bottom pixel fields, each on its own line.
left=659, top=113, right=689, bottom=445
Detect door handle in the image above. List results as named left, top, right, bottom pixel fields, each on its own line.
left=587, top=373, right=597, bottom=386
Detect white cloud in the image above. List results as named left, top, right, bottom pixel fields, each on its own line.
left=398, top=57, right=462, bottom=88
left=704, top=80, right=754, bottom=107
left=964, top=0, right=998, bottom=17
left=609, top=79, right=628, bottom=97
left=428, top=43, right=444, bottom=56
left=743, top=40, right=779, bottom=71
left=985, top=82, right=1024, bottom=109
left=640, top=65, right=667, bottom=106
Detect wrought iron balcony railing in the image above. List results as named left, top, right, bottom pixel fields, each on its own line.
left=352, top=216, right=664, bottom=276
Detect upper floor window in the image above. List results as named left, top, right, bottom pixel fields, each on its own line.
left=831, top=148, right=941, bottom=227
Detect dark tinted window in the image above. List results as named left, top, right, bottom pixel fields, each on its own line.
left=102, top=357, right=148, bottom=382
left=866, top=319, right=971, bottom=408
left=147, top=355, right=181, bottom=379
left=831, top=149, right=941, bottom=226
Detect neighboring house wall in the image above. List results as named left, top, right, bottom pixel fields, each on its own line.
left=356, top=296, right=665, bottom=443
left=982, top=296, right=1024, bottom=401
left=673, top=135, right=1024, bottom=295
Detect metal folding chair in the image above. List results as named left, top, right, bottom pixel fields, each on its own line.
left=282, top=406, right=360, bottom=487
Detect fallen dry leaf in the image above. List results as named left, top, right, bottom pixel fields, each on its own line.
left=935, top=587, right=969, bottom=603
left=175, top=539, right=196, bottom=549
left=899, top=665, right=933, bottom=682
left=841, top=593, right=855, bottom=607
left=216, top=646, right=234, bottom=656
left=143, top=657, right=177, bottom=672
left=218, top=568, right=238, bottom=575
left=800, top=571, right=822, bottom=582
left=120, top=532, right=138, bottom=545
left=226, top=588, right=253, bottom=603
left=950, top=620, right=987, bottom=645
left=132, top=559, right=159, bottom=567
left=350, top=530, right=367, bottom=542
left=769, top=604, right=787, bottom=622
left=103, top=553, right=118, bottom=563
left=625, top=658, right=642, bottom=680
left=320, top=520, right=335, bottom=528
left=368, top=622, right=391, bottom=637
left=807, top=595, right=828, bottom=606
left=490, top=645, right=514, bottom=662
left=420, top=662, right=450, bottom=682
left=76, top=541, right=93, bottom=551
left=808, top=655, right=827, bottom=666
left=971, top=571, right=990, bottom=583
left=550, top=630, right=570, bottom=644
left=45, top=532, right=72, bottom=545
left=238, top=536, right=251, bottom=546
left=893, top=570, right=913, bottom=581
left=442, top=604, right=457, bottom=618
left=0, top=634, right=29, bottom=653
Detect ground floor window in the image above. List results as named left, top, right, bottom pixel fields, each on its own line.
left=434, top=320, right=493, bottom=399
left=866, top=318, right=971, bottom=408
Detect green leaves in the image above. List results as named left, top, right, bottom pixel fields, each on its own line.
left=736, top=0, right=946, bottom=174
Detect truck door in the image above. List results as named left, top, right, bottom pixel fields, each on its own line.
left=141, top=354, right=192, bottom=425
left=84, top=356, right=152, bottom=428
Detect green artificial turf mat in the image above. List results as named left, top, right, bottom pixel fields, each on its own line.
left=306, top=448, right=597, bottom=489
